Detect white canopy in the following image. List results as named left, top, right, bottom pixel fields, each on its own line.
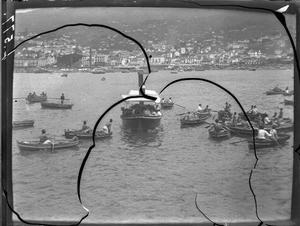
left=122, top=89, right=161, bottom=103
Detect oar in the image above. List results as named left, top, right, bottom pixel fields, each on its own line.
left=13, top=97, right=26, bottom=99
left=48, top=98, right=70, bottom=100
left=173, top=103, right=186, bottom=109
left=230, top=139, right=247, bottom=144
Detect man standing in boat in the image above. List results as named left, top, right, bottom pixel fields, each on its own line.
left=60, top=93, right=65, bottom=104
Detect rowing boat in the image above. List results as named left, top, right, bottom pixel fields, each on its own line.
left=13, top=119, right=34, bottom=128
left=208, top=127, right=230, bottom=139
left=64, top=129, right=112, bottom=139
left=41, top=102, right=74, bottom=109
left=17, top=138, right=79, bottom=151
left=284, top=99, right=294, bottom=106
left=26, top=95, right=47, bottom=103
left=180, top=115, right=209, bottom=126
left=161, top=102, right=174, bottom=109
left=247, top=134, right=291, bottom=149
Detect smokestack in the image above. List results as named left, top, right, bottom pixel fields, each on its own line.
left=138, top=70, right=144, bottom=88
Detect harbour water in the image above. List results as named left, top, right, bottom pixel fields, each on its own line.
left=12, top=70, right=293, bottom=224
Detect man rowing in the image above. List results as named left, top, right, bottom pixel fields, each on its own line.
left=39, top=129, right=52, bottom=144
left=257, top=125, right=272, bottom=140
left=81, top=121, right=92, bottom=133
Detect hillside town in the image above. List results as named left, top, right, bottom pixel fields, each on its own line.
left=14, top=24, right=294, bottom=73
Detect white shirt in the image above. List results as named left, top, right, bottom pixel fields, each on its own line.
left=270, top=129, right=278, bottom=139
left=156, top=111, right=162, bottom=116
left=197, top=106, right=202, bottom=111
left=102, top=126, right=109, bottom=134
left=257, top=129, right=271, bottom=139
left=264, top=117, right=271, bottom=124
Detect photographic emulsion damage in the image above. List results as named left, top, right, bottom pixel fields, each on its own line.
left=2, top=1, right=300, bottom=226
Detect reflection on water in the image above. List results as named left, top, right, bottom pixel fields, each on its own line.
left=120, top=126, right=164, bottom=148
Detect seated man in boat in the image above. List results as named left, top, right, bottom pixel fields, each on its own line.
left=81, top=121, right=92, bottom=133
left=231, top=112, right=238, bottom=126
left=197, top=104, right=202, bottom=111
left=213, top=119, right=223, bottom=133
left=285, top=86, right=290, bottom=94
left=27, top=93, right=32, bottom=100
left=183, top=112, right=192, bottom=120
left=263, top=114, right=273, bottom=125
left=248, top=105, right=254, bottom=114
left=161, top=98, right=165, bottom=104
left=257, top=125, right=272, bottom=140
left=167, top=98, right=173, bottom=103
left=204, top=105, right=210, bottom=112
left=224, top=102, right=231, bottom=112
left=155, top=110, right=162, bottom=117
left=252, top=105, right=259, bottom=115
left=269, top=125, right=279, bottom=141
left=278, top=108, right=284, bottom=119
left=103, top=119, right=113, bottom=134
left=32, top=92, right=37, bottom=97
left=39, top=129, right=52, bottom=144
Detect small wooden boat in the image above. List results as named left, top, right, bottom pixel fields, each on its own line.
left=247, top=134, right=291, bottom=149
left=180, top=115, right=209, bottom=126
left=64, top=129, right=112, bottom=139
left=226, top=124, right=258, bottom=137
left=170, top=71, right=178, bottom=74
left=282, top=92, right=293, bottom=96
left=61, top=73, right=68, bottom=77
left=284, top=99, right=294, bottom=105
left=17, top=138, right=79, bottom=151
left=265, top=87, right=284, bottom=95
left=26, top=95, right=47, bottom=103
left=196, top=110, right=211, bottom=117
left=208, top=127, right=230, bottom=139
left=92, top=69, right=106, bottom=74
left=218, top=110, right=232, bottom=120
left=263, top=122, right=293, bottom=132
left=238, top=112, right=267, bottom=121
left=101, top=77, right=106, bottom=81
left=161, top=102, right=174, bottom=109
left=13, top=119, right=34, bottom=128
left=41, top=102, right=74, bottom=109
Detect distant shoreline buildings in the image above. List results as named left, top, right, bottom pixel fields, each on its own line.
left=13, top=26, right=294, bottom=73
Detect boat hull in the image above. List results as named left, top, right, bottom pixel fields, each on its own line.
left=121, top=116, right=161, bottom=130
left=17, top=139, right=79, bottom=151
left=248, top=134, right=291, bottom=149
left=13, top=120, right=34, bottom=128
left=180, top=116, right=209, bottom=126
left=26, top=96, right=47, bottom=103
left=64, top=130, right=112, bottom=139
left=41, top=102, right=73, bottom=109
left=161, top=102, right=174, bottom=109
left=208, top=128, right=230, bottom=139
left=284, top=99, right=294, bottom=105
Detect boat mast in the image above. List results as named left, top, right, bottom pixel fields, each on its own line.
left=138, top=71, right=144, bottom=111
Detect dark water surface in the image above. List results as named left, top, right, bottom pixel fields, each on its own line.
left=12, top=70, right=293, bottom=223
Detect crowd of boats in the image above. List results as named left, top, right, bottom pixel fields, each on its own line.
left=14, top=71, right=294, bottom=152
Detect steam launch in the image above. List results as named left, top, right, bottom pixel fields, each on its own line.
left=120, top=71, right=162, bottom=130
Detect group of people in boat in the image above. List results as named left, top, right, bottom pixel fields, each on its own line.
left=161, top=98, right=173, bottom=104
left=27, top=91, right=47, bottom=100
left=81, top=119, right=113, bottom=134
left=197, top=104, right=210, bottom=112
left=39, top=119, right=113, bottom=144
left=121, top=104, right=162, bottom=117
